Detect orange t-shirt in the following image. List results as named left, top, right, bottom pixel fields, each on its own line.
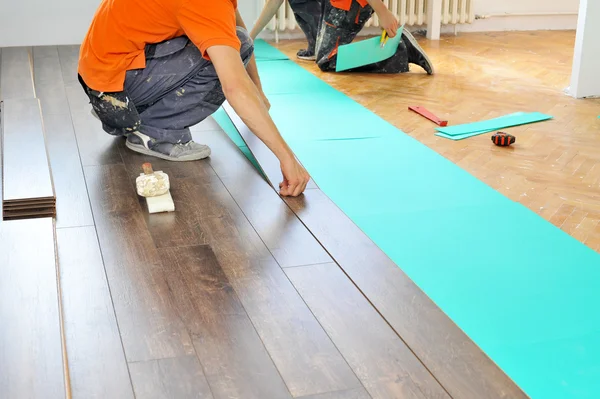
left=330, top=0, right=368, bottom=11
left=78, top=0, right=240, bottom=92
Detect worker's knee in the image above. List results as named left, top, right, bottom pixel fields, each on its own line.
left=236, top=27, right=254, bottom=66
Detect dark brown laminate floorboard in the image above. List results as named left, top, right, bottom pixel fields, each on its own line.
left=0, top=47, right=35, bottom=100
left=129, top=356, right=213, bottom=399
left=1, top=98, right=55, bottom=204
left=56, top=45, right=80, bottom=85
left=119, top=146, right=215, bottom=249
left=40, top=112, right=94, bottom=227
left=297, top=387, right=372, bottom=399
left=286, top=263, right=451, bottom=399
left=194, top=129, right=332, bottom=268
left=158, top=245, right=291, bottom=398
left=285, top=190, right=529, bottom=399
left=0, top=218, right=66, bottom=398
left=171, top=178, right=363, bottom=397
left=33, top=46, right=94, bottom=228
left=83, top=163, right=195, bottom=362
left=56, top=226, right=134, bottom=399
left=32, top=46, right=72, bottom=116
left=120, top=159, right=363, bottom=397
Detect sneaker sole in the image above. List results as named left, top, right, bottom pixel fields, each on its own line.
left=402, top=30, right=435, bottom=75
left=297, top=55, right=316, bottom=61
left=125, top=140, right=211, bottom=162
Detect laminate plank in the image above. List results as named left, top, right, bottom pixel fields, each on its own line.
left=33, top=46, right=72, bottom=116
left=197, top=129, right=332, bottom=268
left=129, top=356, right=213, bottom=399
left=33, top=46, right=93, bottom=227
left=134, top=170, right=362, bottom=397
left=83, top=163, right=195, bottom=362
left=285, top=190, right=529, bottom=399
left=298, top=387, right=372, bottom=399
left=158, top=245, right=291, bottom=398
left=0, top=218, right=66, bottom=398
left=5, top=199, right=55, bottom=207
left=0, top=47, right=35, bottom=100
left=286, top=263, right=450, bottom=399
left=1, top=98, right=55, bottom=204
left=221, top=101, right=318, bottom=190
left=56, top=226, right=134, bottom=399
left=57, top=45, right=80, bottom=85
left=39, top=112, right=94, bottom=227
left=3, top=209, right=56, bottom=220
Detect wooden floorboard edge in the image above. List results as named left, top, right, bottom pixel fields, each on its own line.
left=221, top=109, right=529, bottom=399
left=52, top=219, right=73, bottom=399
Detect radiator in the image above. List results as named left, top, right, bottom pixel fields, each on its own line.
left=263, top=0, right=474, bottom=31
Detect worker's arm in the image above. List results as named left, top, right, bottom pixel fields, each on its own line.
left=365, top=0, right=399, bottom=37
left=235, top=9, right=270, bottom=109
left=249, top=0, right=285, bottom=40
left=206, top=45, right=309, bottom=196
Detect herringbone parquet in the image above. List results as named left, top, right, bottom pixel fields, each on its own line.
left=270, top=30, right=600, bottom=252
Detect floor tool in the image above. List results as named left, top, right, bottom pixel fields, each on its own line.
left=408, top=106, right=448, bottom=126
left=135, top=163, right=175, bottom=213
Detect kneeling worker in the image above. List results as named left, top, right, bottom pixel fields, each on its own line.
left=251, top=0, right=434, bottom=74
left=77, top=0, right=310, bottom=197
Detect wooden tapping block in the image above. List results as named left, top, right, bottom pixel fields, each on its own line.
left=408, top=106, right=448, bottom=127
left=135, top=163, right=175, bottom=214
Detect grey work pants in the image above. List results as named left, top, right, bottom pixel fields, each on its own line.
left=79, top=27, right=254, bottom=144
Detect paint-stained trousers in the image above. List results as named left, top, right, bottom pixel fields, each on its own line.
left=78, top=27, right=254, bottom=145
left=290, top=0, right=409, bottom=73
left=289, top=0, right=323, bottom=52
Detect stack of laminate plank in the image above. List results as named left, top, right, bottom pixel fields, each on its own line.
left=1, top=48, right=56, bottom=220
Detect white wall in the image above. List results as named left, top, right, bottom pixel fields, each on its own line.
left=0, top=0, right=260, bottom=48
left=0, top=0, right=100, bottom=47
left=568, top=0, right=600, bottom=98
left=0, top=0, right=581, bottom=47
left=453, top=0, right=580, bottom=33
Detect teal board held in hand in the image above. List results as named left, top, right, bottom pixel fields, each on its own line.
left=335, top=26, right=404, bottom=72
left=215, top=39, right=600, bottom=399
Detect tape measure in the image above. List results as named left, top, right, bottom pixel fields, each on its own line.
left=491, top=132, right=515, bottom=147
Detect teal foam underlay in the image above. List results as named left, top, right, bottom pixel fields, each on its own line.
left=267, top=92, right=393, bottom=141
left=435, top=112, right=553, bottom=136
left=215, top=39, right=600, bottom=399
left=212, top=108, right=264, bottom=173
left=252, top=39, right=290, bottom=61
left=257, top=60, right=333, bottom=95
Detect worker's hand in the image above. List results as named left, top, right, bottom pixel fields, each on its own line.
left=279, top=154, right=310, bottom=197
left=377, top=9, right=399, bottom=37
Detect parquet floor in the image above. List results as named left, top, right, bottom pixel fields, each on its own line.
left=271, top=30, right=600, bottom=252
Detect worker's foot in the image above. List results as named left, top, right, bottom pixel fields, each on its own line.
left=402, top=30, right=434, bottom=75
left=296, top=49, right=316, bottom=61
left=126, top=131, right=211, bottom=162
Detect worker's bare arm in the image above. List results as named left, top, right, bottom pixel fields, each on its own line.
left=235, top=8, right=270, bottom=109
left=249, top=0, right=285, bottom=40
left=206, top=45, right=309, bottom=196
